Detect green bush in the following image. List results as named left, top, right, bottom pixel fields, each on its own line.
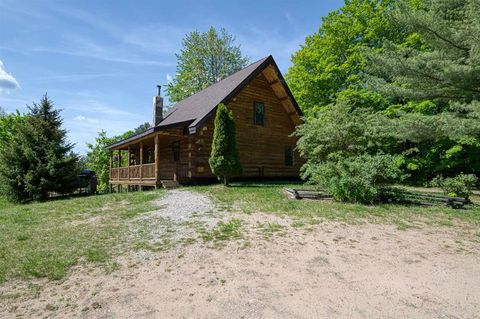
left=209, top=103, right=242, bottom=186
left=430, top=174, right=478, bottom=200
left=304, top=154, right=405, bottom=204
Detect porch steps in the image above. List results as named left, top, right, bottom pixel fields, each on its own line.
left=160, top=180, right=180, bottom=189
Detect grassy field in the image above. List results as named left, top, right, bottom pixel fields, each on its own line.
left=1, top=183, right=479, bottom=284
left=0, top=191, right=162, bottom=284
left=193, top=183, right=480, bottom=230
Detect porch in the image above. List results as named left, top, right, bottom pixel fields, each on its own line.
left=109, top=130, right=190, bottom=190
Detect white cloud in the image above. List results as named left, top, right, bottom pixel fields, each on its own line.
left=166, top=73, right=173, bottom=83
left=64, top=99, right=150, bottom=154
left=0, top=60, right=20, bottom=91
left=123, top=25, right=187, bottom=54
left=74, top=115, right=99, bottom=124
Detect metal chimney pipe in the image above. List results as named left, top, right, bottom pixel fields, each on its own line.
left=157, top=85, right=162, bottom=96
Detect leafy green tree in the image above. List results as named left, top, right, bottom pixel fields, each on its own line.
left=0, top=95, right=79, bottom=202
left=85, top=131, right=118, bottom=193
left=209, top=103, right=242, bottom=186
left=0, top=109, right=25, bottom=146
left=166, top=27, right=249, bottom=103
left=133, top=122, right=151, bottom=134
left=286, top=0, right=403, bottom=115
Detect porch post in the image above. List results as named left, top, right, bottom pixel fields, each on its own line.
left=127, top=145, right=131, bottom=192
left=117, top=150, right=121, bottom=182
left=139, top=141, right=144, bottom=182
left=127, top=145, right=131, bottom=179
left=154, top=135, right=160, bottom=187
left=109, top=150, right=112, bottom=190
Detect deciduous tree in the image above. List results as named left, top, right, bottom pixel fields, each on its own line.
left=166, top=27, right=249, bottom=103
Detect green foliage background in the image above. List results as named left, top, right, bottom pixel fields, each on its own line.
left=289, top=0, right=480, bottom=197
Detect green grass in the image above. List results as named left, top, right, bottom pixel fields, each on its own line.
left=200, top=218, right=243, bottom=244
left=256, top=222, right=286, bottom=239
left=0, top=191, right=161, bottom=283
left=2, top=182, right=479, bottom=284
left=192, top=183, right=480, bottom=229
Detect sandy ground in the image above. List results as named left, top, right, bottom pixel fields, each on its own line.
left=1, top=191, right=480, bottom=319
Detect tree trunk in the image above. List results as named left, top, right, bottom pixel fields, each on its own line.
left=223, top=177, right=229, bottom=186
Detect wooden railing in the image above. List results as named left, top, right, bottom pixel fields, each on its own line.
left=142, top=164, right=155, bottom=178
left=110, top=163, right=156, bottom=180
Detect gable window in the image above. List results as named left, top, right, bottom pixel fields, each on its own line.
left=253, top=101, right=265, bottom=126
left=172, top=141, right=180, bottom=162
left=284, top=145, right=293, bottom=166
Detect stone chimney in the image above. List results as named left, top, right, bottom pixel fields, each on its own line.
left=153, top=85, right=163, bottom=126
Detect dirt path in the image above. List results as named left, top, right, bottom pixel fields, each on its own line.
left=1, top=190, right=480, bottom=318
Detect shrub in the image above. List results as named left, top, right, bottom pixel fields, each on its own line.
left=303, top=154, right=405, bottom=204
left=209, top=103, right=242, bottom=186
left=430, top=174, right=478, bottom=200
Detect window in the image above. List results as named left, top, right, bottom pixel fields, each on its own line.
left=284, top=145, right=293, bottom=166
left=253, top=101, right=265, bottom=126
left=172, top=141, right=180, bottom=161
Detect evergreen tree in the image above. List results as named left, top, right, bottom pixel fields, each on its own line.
left=365, top=0, right=480, bottom=179
left=208, top=103, right=242, bottom=186
left=166, top=27, right=249, bottom=103
left=0, top=95, right=79, bottom=202
left=367, top=0, right=480, bottom=103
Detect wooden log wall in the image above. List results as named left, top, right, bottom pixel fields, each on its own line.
left=191, top=72, right=302, bottom=179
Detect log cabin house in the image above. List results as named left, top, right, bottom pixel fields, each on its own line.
left=107, top=55, right=303, bottom=190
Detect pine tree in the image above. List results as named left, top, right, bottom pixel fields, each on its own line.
left=0, top=95, right=79, bottom=202
left=367, top=0, right=480, bottom=103
left=208, top=103, right=242, bottom=186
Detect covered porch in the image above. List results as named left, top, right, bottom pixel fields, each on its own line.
left=108, top=129, right=190, bottom=190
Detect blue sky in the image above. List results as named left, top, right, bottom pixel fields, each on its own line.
left=0, top=0, right=343, bottom=154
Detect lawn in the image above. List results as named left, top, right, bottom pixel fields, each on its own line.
left=193, top=183, right=480, bottom=230
left=1, top=183, right=479, bottom=285
left=0, top=191, right=162, bottom=283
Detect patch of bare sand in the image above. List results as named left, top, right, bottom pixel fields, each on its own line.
left=2, top=216, right=479, bottom=319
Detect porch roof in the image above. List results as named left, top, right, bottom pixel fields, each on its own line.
left=106, top=120, right=192, bottom=150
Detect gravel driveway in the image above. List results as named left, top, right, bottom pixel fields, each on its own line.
left=131, top=189, right=223, bottom=246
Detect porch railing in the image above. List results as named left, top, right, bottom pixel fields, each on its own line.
left=110, top=163, right=156, bottom=180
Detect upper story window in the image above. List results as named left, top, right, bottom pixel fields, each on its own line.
left=284, top=145, right=293, bottom=167
left=253, top=101, right=265, bottom=126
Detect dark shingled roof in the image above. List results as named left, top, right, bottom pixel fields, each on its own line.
left=107, top=55, right=301, bottom=149
left=158, top=56, right=271, bottom=133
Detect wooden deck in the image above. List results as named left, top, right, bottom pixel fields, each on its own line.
left=109, top=163, right=157, bottom=187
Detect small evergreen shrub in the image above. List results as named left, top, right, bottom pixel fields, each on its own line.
left=303, top=154, right=405, bottom=204
left=430, top=174, right=478, bottom=200
left=209, top=103, right=242, bottom=186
